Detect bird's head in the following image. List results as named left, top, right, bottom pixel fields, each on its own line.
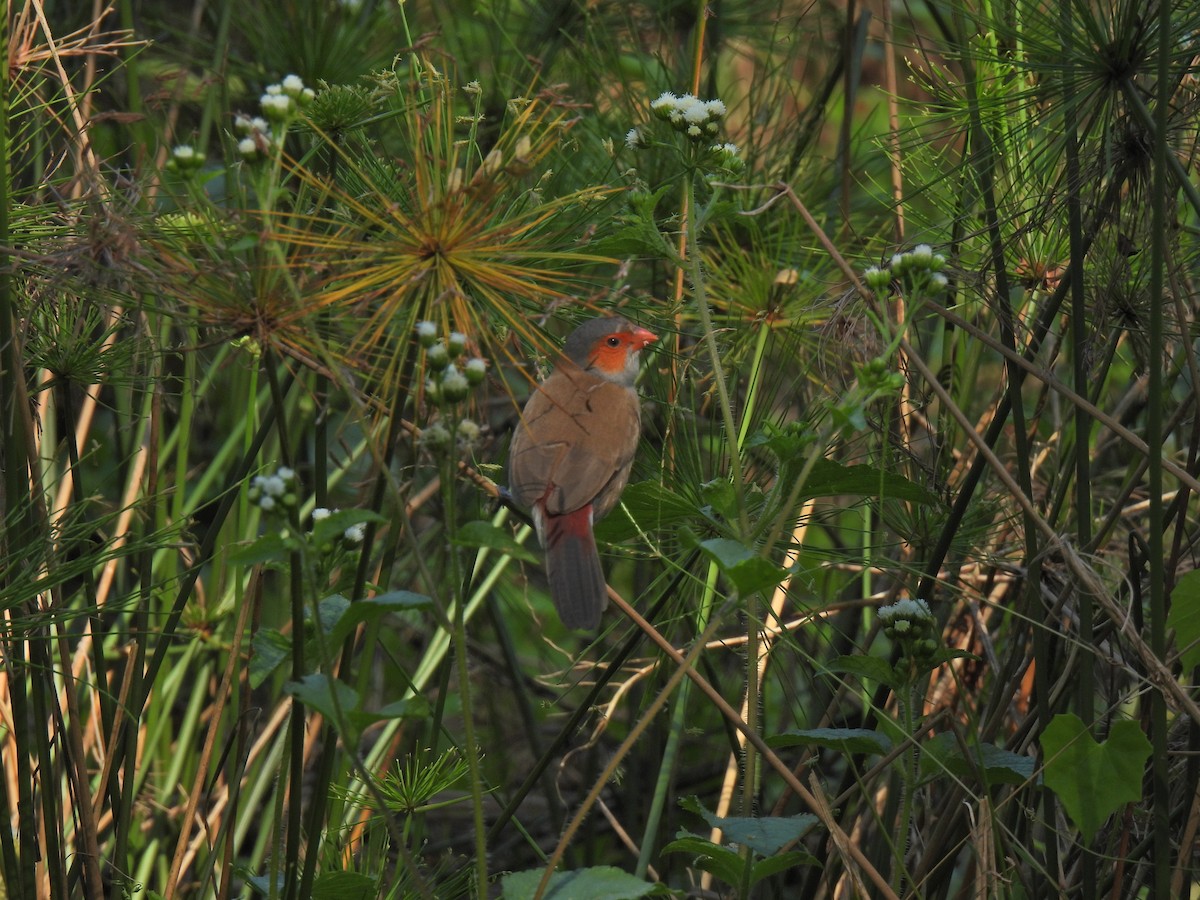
left=564, top=316, right=657, bottom=386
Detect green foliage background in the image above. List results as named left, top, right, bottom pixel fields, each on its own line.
left=2, top=0, right=1199, bottom=897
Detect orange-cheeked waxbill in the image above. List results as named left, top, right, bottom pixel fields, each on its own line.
left=508, top=316, right=657, bottom=630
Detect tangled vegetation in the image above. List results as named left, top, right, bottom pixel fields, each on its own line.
left=2, top=0, right=1200, bottom=897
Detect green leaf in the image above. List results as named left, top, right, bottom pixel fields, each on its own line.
left=713, top=814, right=819, bottom=857
left=749, top=849, right=822, bottom=884
left=453, top=520, right=539, bottom=564
left=700, top=479, right=739, bottom=520
left=802, top=458, right=938, bottom=505
left=1041, top=714, right=1152, bottom=843
left=695, top=538, right=790, bottom=597
left=595, top=481, right=699, bottom=542
left=924, top=646, right=983, bottom=667
left=660, top=834, right=746, bottom=886
left=590, top=220, right=671, bottom=258
left=311, top=871, right=379, bottom=899
left=284, top=674, right=428, bottom=734
left=500, top=866, right=658, bottom=899
left=285, top=674, right=360, bottom=723
left=1169, top=569, right=1200, bottom=672
left=920, top=732, right=1035, bottom=786
left=249, top=628, right=291, bottom=689
left=768, top=727, right=893, bottom=756
left=321, top=590, right=432, bottom=650
left=678, top=796, right=819, bottom=856
left=826, top=654, right=902, bottom=692
left=229, top=531, right=295, bottom=567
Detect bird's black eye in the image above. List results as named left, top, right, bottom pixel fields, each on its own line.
left=606, top=336, right=622, bottom=347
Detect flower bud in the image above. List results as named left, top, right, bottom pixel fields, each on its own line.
left=426, top=341, right=451, bottom=370
left=415, top=320, right=438, bottom=348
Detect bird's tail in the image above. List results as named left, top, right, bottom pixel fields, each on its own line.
left=539, top=505, right=608, bottom=630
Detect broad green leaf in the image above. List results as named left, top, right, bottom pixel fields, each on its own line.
left=249, top=628, right=291, bottom=689
left=1169, top=569, right=1200, bottom=672
left=920, top=732, right=1035, bottom=786
left=322, top=590, right=432, bottom=649
left=285, top=674, right=361, bottom=724
left=679, top=796, right=819, bottom=856
left=1041, top=714, right=1151, bottom=843
left=454, top=520, right=539, bottom=564
left=802, top=459, right=938, bottom=505
left=924, top=646, right=983, bottom=667
left=768, top=727, right=893, bottom=757
left=696, top=538, right=790, bottom=597
left=749, top=849, right=822, bottom=884
left=229, top=531, right=295, bottom=567
left=826, top=654, right=902, bottom=692
left=710, top=814, right=818, bottom=858
left=501, top=866, right=658, bottom=899
left=284, top=674, right=428, bottom=733
left=700, top=479, right=739, bottom=520
left=660, top=834, right=745, bottom=886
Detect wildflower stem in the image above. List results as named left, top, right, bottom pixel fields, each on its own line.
left=442, top=454, right=489, bottom=893
left=683, top=170, right=747, bottom=533
left=893, top=678, right=920, bottom=894
left=684, top=164, right=761, bottom=875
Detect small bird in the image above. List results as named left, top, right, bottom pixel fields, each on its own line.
left=508, top=316, right=657, bottom=629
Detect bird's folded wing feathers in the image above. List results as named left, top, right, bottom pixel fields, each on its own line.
left=508, top=370, right=640, bottom=516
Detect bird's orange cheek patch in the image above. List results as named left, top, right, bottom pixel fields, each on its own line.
left=591, top=343, right=628, bottom=373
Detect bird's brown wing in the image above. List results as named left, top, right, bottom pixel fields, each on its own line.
left=508, top=366, right=641, bottom=518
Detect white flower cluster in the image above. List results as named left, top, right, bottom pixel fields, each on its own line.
left=414, top=321, right=487, bottom=404
left=709, top=141, right=743, bottom=170
left=311, top=507, right=367, bottom=545
left=878, top=597, right=940, bottom=664
left=249, top=466, right=297, bottom=512
left=234, top=114, right=274, bottom=161
left=650, top=91, right=727, bottom=141
left=259, top=74, right=316, bottom=125
left=877, top=597, right=933, bottom=629
left=863, top=244, right=949, bottom=295
left=168, top=144, right=206, bottom=174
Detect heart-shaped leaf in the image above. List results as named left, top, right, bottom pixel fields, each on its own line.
left=1041, top=714, right=1151, bottom=843
left=1169, top=569, right=1200, bottom=672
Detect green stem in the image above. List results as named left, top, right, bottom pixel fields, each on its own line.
left=893, top=678, right=919, bottom=895
left=0, top=20, right=35, bottom=895
left=442, top=455, right=489, bottom=894
left=636, top=563, right=718, bottom=878
left=263, top=358, right=306, bottom=900
left=684, top=170, right=747, bottom=536
left=684, top=166, right=763, bottom=849
left=1147, top=0, right=1170, bottom=893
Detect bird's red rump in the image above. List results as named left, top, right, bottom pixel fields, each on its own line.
left=543, top=504, right=594, bottom=546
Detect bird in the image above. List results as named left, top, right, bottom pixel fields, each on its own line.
left=508, top=316, right=657, bottom=630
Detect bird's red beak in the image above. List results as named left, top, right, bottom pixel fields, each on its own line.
left=631, top=326, right=657, bottom=349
